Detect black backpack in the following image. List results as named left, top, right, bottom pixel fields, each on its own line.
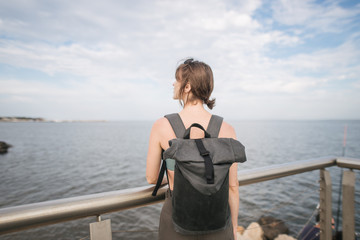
left=152, top=113, right=246, bottom=235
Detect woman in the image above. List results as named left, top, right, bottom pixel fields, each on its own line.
left=146, top=58, right=239, bottom=240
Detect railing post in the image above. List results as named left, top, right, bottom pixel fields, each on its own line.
left=342, top=170, right=355, bottom=240
left=319, top=169, right=332, bottom=240
left=89, top=215, right=112, bottom=240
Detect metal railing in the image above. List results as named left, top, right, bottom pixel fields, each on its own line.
left=0, top=156, right=359, bottom=238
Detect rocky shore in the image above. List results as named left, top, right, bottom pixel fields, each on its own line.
left=0, top=117, right=46, bottom=122
left=0, top=117, right=106, bottom=123
left=237, top=216, right=296, bottom=240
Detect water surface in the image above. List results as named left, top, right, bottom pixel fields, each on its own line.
left=0, top=120, right=359, bottom=239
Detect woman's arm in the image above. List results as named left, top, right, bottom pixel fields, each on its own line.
left=220, top=122, right=239, bottom=240
left=146, top=119, right=163, bottom=184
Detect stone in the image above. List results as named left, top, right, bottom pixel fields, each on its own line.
left=238, top=222, right=264, bottom=240
left=0, top=141, right=12, bottom=154
left=237, top=226, right=245, bottom=235
left=274, top=234, right=296, bottom=240
left=258, top=216, right=289, bottom=240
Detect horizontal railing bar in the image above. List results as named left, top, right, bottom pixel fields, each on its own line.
left=336, top=157, right=360, bottom=170
left=0, top=156, right=358, bottom=235
left=238, top=156, right=337, bottom=186
left=0, top=186, right=167, bottom=235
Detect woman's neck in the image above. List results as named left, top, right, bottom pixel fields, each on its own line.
left=180, top=100, right=210, bottom=117
left=179, top=101, right=212, bottom=129
left=183, top=100, right=205, bottom=111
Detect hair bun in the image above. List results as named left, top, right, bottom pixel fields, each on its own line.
left=206, top=98, right=216, bottom=110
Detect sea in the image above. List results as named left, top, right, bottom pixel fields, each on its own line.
left=0, top=120, right=359, bottom=240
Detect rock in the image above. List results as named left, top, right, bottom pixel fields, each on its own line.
left=258, top=216, right=289, bottom=240
left=0, top=141, right=12, bottom=154
left=238, top=222, right=264, bottom=240
left=274, top=234, right=296, bottom=240
left=237, top=226, right=245, bottom=240
left=237, top=225, right=245, bottom=235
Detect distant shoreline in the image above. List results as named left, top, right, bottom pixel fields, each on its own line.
left=0, top=117, right=46, bottom=122
left=1, top=117, right=358, bottom=122
left=0, top=117, right=106, bottom=123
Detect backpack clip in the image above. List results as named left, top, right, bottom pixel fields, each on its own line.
left=200, top=150, right=210, bottom=156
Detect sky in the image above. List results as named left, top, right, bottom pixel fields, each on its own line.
left=0, top=0, right=359, bottom=121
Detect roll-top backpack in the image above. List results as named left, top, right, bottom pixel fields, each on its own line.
left=152, top=113, right=246, bottom=235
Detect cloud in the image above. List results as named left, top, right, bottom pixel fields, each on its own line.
left=0, top=40, right=134, bottom=79
left=284, top=35, right=360, bottom=81
left=0, top=0, right=359, bottom=120
left=0, top=0, right=275, bottom=84
left=224, top=27, right=359, bottom=95
left=271, top=0, right=360, bottom=33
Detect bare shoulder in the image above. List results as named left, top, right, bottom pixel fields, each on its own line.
left=219, top=120, right=237, bottom=139
left=150, top=117, right=175, bottom=149
left=151, top=117, right=172, bottom=137
left=152, top=117, right=169, bottom=128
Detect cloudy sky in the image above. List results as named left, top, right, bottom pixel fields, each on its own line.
left=0, top=0, right=359, bottom=121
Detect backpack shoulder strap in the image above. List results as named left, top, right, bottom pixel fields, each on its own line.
left=153, top=113, right=184, bottom=197
left=206, top=115, right=223, bottom=138
left=151, top=153, right=167, bottom=197
left=164, top=113, right=186, bottom=138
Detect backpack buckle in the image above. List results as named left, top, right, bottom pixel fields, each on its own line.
left=200, top=150, right=210, bottom=156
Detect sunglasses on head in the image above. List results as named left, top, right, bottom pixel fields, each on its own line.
left=184, top=58, right=194, bottom=64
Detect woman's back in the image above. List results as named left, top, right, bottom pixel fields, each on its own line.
left=146, top=58, right=240, bottom=240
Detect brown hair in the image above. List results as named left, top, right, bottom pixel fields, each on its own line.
left=175, top=58, right=216, bottom=109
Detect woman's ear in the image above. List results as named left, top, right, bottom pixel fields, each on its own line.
left=184, top=83, right=191, bottom=93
